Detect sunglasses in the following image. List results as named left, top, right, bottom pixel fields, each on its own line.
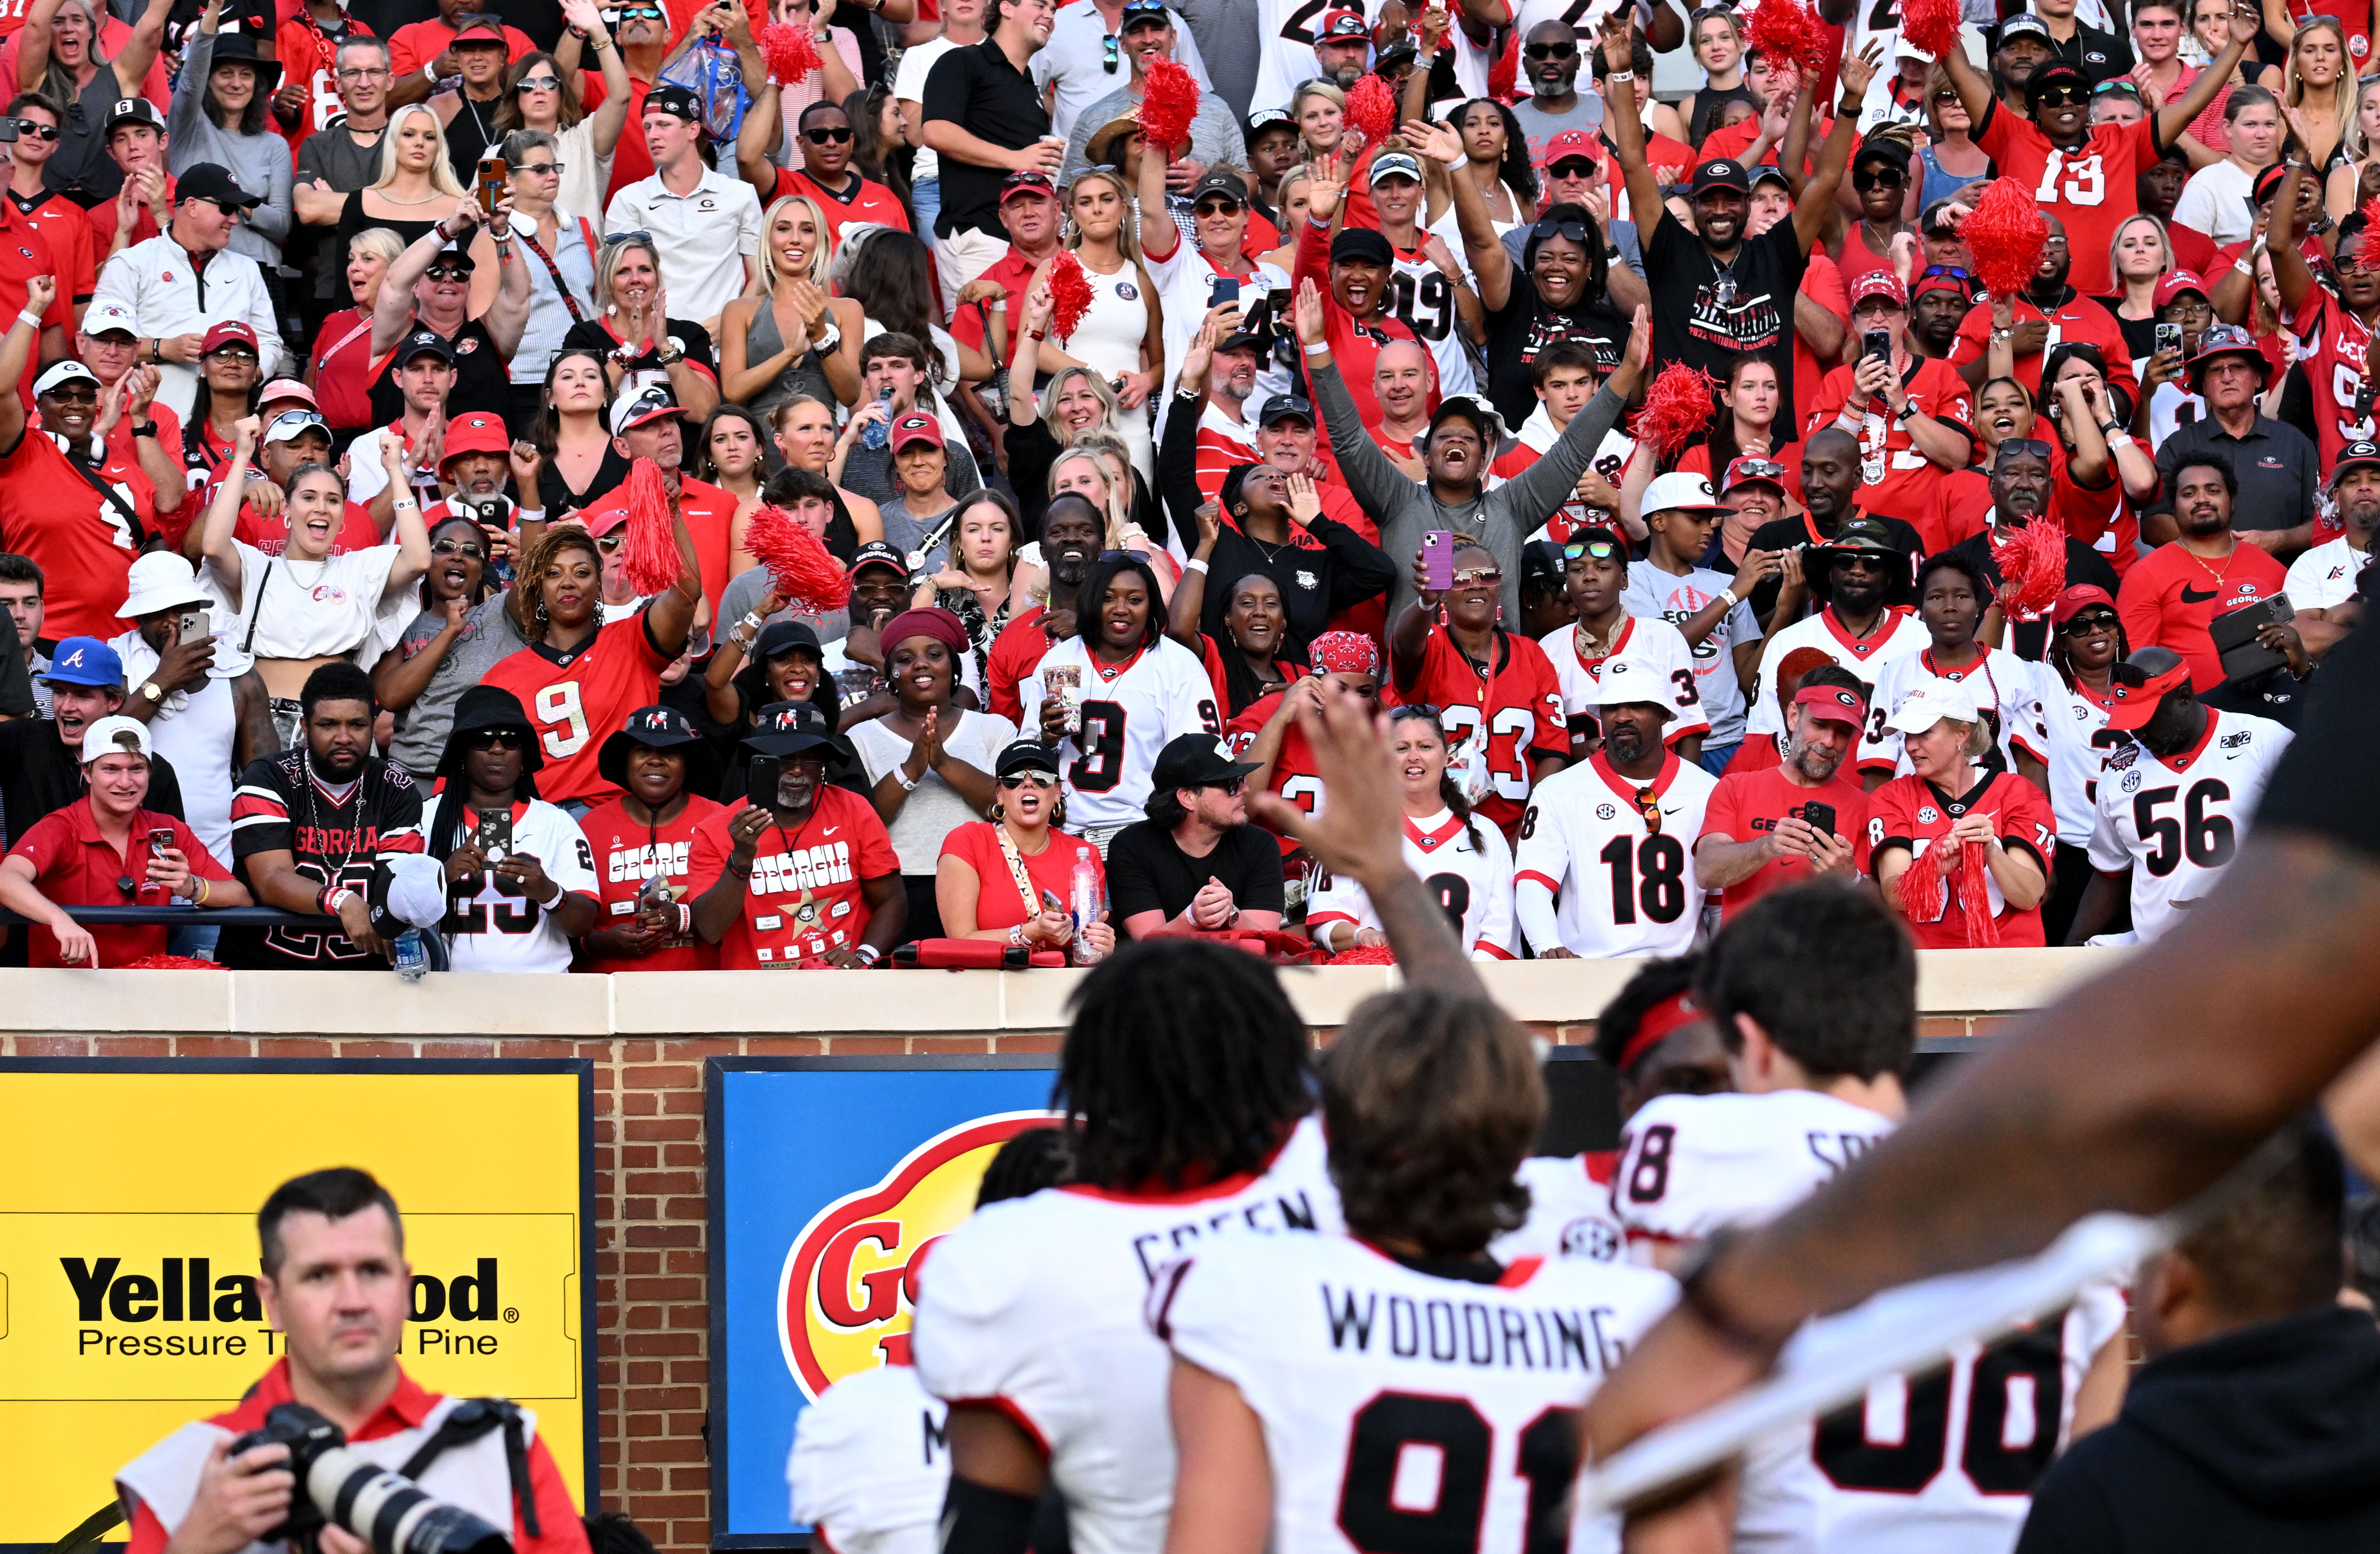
left=425, top=262, right=473, bottom=279
left=1851, top=166, right=1906, bottom=191
left=803, top=125, right=853, bottom=143
left=466, top=728, right=528, bottom=751
left=2092, top=79, right=2141, bottom=96
left=1635, top=784, right=1663, bottom=835
left=517, top=160, right=565, bottom=175
left=515, top=74, right=562, bottom=91
left=1450, top=565, right=1503, bottom=586
left=998, top=772, right=1057, bottom=790
left=615, top=5, right=663, bottom=15
left=1390, top=702, right=1443, bottom=721
left=594, top=534, right=624, bottom=553
left=1530, top=217, right=1592, bottom=244
left=2036, top=82, right=2090, bottom=106
left=432, top=537, right=487, bottom=558
left=1547, top=156, right=1598, bottom=178
left=2060, top=612, right=2118, bottom=635
left=270, top=408, right=326, bottom=430
left=1192, top=197, right=1240, bottom=216
left=1563, top=539, right=1617, bottom=561
left=1734, top=457, right=1784, bottom=478
left=1919, top=265, right=1974, bottom=281
left=42, top=384, right=98, bottom=403
left=1998, top=437, right=2055, bottom=459
left=1200, top=776, right=1248, bottom=795
left=1932, top=88, right=1960, bottom=103
left=1524, top=40, right=1576, bottom=58
left=1102, top=31, right=1119, bottom=71
left=10, top=119, right=59, bottom=140
left=206, top=346, right=259, bottom=361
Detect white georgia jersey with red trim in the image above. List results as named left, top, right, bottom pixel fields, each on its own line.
left=786, top=1362, right=948, bottom=1554
left=2083, top=708, right=2292, bottom=944
left=1018, top=635, right=1222, bottom=831
left=909, top=1115, right=1342, bottom=1554
left=1153, top=1229, right=1677, bottom=1554
left=1491, top=1153, right=1626, bottom=1266
left=1609, top=1090, right=1896, bottom=1255
left=1514, top=753, right=1717, bottom=958
left=1856, top=649, right=2055, bottom=781
left=1306, top=809, right=1517, bottom=960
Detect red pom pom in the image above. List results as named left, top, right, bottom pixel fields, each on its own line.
left=1894, top=846, right=1946, bottom=924
left=1962, top=177, right=2049, bottom=297
left=1898, top=0, right=1961, bottom=62
left=1140, top=59, right=1200, bottom=158
left=1329, top=944, right=1397, bottom=966
left=621, top=458, right=682, bottom=598
left=1990, top=516, right=2068, bottom=617
left=742, top=503, right=851, bottom=616
left=1957, top=841, right=2001, bottom=946
left=1628, top=361, right=1718, bottom=462
left=761, top=22, right=822, bottom=84
left=123, top=954, right=226, bottom=971
left=1345, top=73, right=1397, bottom=148
left=1744, top=0, right=1831, bottom=80
left=1047, top=251, right=1095, bottom=343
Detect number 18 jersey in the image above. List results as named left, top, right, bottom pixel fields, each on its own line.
left=1019, top=635, right=1220, bottom=832
left=1155, top=1231, right=1677, bottom=1554
left=1514, top=751, right=1717, bottom=958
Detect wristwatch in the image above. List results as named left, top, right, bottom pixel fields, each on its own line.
left=132, top=420, right=158, bottom=438
left=140, top=680, right=164, bottom=703
left=811, top=320, right=842, bottom=355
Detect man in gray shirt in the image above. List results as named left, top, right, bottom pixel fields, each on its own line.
left=294, top=36, right=393, bottom=315
left=1507, top=20, right=1603, bottom=164
left=1159, top=0, right=1259, bottom=117
left=1063, top=0, right=1245, bottom=185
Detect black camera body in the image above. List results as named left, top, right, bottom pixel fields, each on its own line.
left=228, top=1403, right=512, bottom=1554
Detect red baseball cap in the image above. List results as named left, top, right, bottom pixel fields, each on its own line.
left=888, top=412, right=943, bottom=453
left=199, top=320, right=259, bottom=356
left=1543, top=130, right=1599, bottom=172
left=1316, top=7, right=1369, bottom=38
left=2102, top=660, right=2192, bottom=731
left=1848, top=270, right=1908, bottom=309
left=1792, top=682, right=1869, bottom=730
left=2152, top=270, right=2209, bottom=308
left=438, top=411, right=511, bottom=467
left=582, top=506, right=630, bottom=538
left=2051, top=583, right=2117, bottom=625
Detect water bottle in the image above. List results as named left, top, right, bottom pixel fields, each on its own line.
left=860, top=390, right=894, bottom=450
left=393, top=929, right=429, bottom=982
left=1070, top=847, right=1105, bottom=965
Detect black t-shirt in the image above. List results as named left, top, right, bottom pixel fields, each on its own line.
left=368, top=317, right=512, bottom=425
left=1482, top=270, right=1625, bottom=429
left=1646, top=214, right=1813, bottom=437
left=1742, top=511, right=1927, bottom=623
left=920, top=38, right=1049, bottom=241
left=1948, top=526, right=2120, bottom=661
left=1106, top=819, right=1286, bottom=932
left=560, top=318, right=720, bottom=392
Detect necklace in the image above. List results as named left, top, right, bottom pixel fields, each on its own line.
left=772, top=811, right=820, bottom=928
left=375, top=185, right=445, bottom=206
left=2184, top=536, right=2240, bottom=585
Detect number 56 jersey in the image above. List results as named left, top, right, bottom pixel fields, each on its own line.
left=2085, top=708, right=2292, bottom=945
left=1155, top=1232, right=1677, bottom=1554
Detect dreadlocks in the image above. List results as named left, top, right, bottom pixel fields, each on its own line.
left=1054, top=941, right=1313, bottom=1190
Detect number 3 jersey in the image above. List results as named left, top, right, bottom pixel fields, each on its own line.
left=910, top=1116, right=1343, bottom=1554
left=1018, top=635, right=1220, bottom=832
left=1153, top=1232, right=1677, bottom=1554
left=2085, top=708, right=2292, bottom=944
left=1307, top=809, right=1518, bottom=960
left=1514, top=751, right=1717, bottom=958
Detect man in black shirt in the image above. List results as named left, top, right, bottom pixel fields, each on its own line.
left=0, top=636, right=180, bottom=852
left=1107, top=733, right=1285, bottom=938
left=1604, top=11, right=1871, bottom=431
left=1742, top=427, right=1924, bottom=626
left=2153, top=324, right=2322, bottom=555
left=2033, top=0, right=2133, bottom=86
left=921, top=0, right=1063, bottom=293
left=1949, top=438, right=2122, bottom=660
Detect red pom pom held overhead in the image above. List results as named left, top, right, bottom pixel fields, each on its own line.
left=1898, top=0, right=1961, bottom=63
left=621, top=459, right=684, bottom=598
left=1047, top=251, right=1095, bottom=343
left=761, top=22, right=822, bottom=84
left=1745, top=0, right=1831, bottom=80
left=1139, top=59, right=1200, bottom=157
left=1629, top=361, right=1718, bottom=463
left=742, top=504, right=851, bottom=616
left=1991, top=516, right=2069, bottom=617
left=1963, top=177, right=2050, bottom=297
left=1345, top=73, right=1397, bottom=147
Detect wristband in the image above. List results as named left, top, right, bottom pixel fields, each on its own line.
left=898, top=766, right=920, bottom=791
left=1717, top=586, right=1739, bottom=609
left=854, top=942, right=881, bottom=966
left=2106, top=431, right=2136, bottom=449
left=1606, top=69, right=1633, bottom=81
left=1302, top=340, right=1331, bottom=358
left=1009, top=923, right=1026, bottom=946
left=675, top=902, right=692, bottom=936
left=1184, top=557, right=1209, bottom=574
left=14, top=308, right=40, bottom=330
left=133, top=420, right=159, bottom=438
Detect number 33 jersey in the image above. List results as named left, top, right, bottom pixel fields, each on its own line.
left=1153, top=1232, right=1677, bottom=1554
left=1514, top=752, right=1717, bottom=958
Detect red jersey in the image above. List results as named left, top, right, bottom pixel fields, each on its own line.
left=1295, top=212, right=1430, bottom=431
left=1973, top=106, right=2162, bottom=297
left=2115, top=536, right=2288, bottom=693
left=1795, top=255, right=1847, bottom=434
left=0, top=199, right=70, bottom=407
left=984, top=604, right=1052, bottom=725
left=89, top=174, right=173, bottom=256
left=1949, top=292, right=2137, bottom=401
left=577, top=792, right=727, bottom=972
left=686, top=784, right=899, bottom=968
left=2290, top=286, right=2376, bottom=477
left=0, top=428, right=157, bottom=637
left=312, top=307, right=380, bottom=429
left=773, top=166, right=912, bottom=252
left=275, top=10, right=375, bottom=150
left=8, top=186, right=94, bottom=304
left=1721, top=731, right=1785, bottom=775
left=578, top=474, right=737, bottom=614
left=1696, top=764, right=1873, bottom=921
left=1225, top=685, right=1322, bottom=857
left=1393, top=624, right=1567, bottom=835
left=1866, top=768, right=2056, bottom=948
left=483, top=616, right=672, bottom=806
left=939, top=818, right=1108, bottom=931
left=1809, top=356, right=1972, bottom=527
left=4, top=802, right=229, bottom=967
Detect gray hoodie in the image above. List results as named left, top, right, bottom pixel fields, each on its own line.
left=1310, top=361, right=1629, bottom=627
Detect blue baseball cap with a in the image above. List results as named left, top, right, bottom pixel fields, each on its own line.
left=43, top=636, right=123, bottom=688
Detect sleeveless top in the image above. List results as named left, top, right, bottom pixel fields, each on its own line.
left=1053, top=257, right=1149, bottom=383
left=1918, top=145, right=1992, bottom=211
left=1685, top=84, right=1759, bottom=148
left=745, top=297, right=837, bottom=422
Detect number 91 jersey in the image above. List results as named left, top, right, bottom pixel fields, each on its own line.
left=1151, top=1231, right=1677, bottom=1554
left=1513, top=752, right=1716, bottom=958
left=2085, top=708, right=2292, bottom=945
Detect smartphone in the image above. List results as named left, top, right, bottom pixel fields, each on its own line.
left=2154, top=321, right=2183, bottom=356
left=1422, top=530, right=1454, bottom=591
left=1043, top=664, right=1083, bottom=735
left=1861, top=329, right=1891, bottom=364
left=747, top=755, right=783, bottom=811
left=474, top=807, right=512, bottom=862
left=1211, top=275, right=1242, bottom=307
left=176, top=609, right=210, bottom=647
left=476, top=155, right=507, bottom=220
left=148, top=825, right=176, bottom=854
left=1801, top=800, right=1836, bottom=840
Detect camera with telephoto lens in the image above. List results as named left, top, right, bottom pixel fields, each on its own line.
left=228, top=1403, right=513, bottom=1554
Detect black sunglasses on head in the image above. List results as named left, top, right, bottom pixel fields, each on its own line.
left=1530, top=216, right=1592, bottom=245
left=1998, top=437, right=2055, bottom=460
left=1389, top=702, right=1444, bottom=721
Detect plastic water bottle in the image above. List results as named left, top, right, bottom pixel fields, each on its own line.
left=860, top=389, right=894, bottom=450
left=1070, top=847, right=1104, bottom=965
left=394, top=929, right=429, bottom=982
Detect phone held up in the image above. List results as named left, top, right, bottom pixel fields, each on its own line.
left=748, top=756, right=784, bottom=812
left=1421, top=530, right=1454, bottom=591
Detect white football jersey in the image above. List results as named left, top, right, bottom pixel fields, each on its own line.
left=2283, top=533, right=2369, bottom=614
left=1744, top=609, right=1930, bottom=739
left=910, top=1115, right=1343, bottom=1554
left=1856, top=650, right=2052, bottom=782
left=2042, top=680, right=2118, bottom=850
left=1620, top=566, right=1764, bottom=748
left=1154, top=1229, right=1677, bottom=1554
left=1491, top=1153, right=1626, bottom=1266
left=443, top=799, right=597, bottom=974
left=1019, top=635, right=1222, bottom=831
left=786, top=1363, right=948, bottom=1554
left=2085, top=709, right=2292, bottom=944
left=1514, top=752, right=1717, bottom=958
left=1389, top=240, right=1478, bottom=398
left=1307, top=809, right=1517, bottom=960
left=1612, top=1090, right=1895, bottom=1254
left=1539, top=617, right=1713, bottom=746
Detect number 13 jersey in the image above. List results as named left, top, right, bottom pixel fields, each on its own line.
left=1019, top=635, right=1221, bottom=832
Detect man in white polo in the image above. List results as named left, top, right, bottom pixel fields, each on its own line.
left=88, top=164, right=285, bottom=421
left=603, top=83, right=762, bottom=332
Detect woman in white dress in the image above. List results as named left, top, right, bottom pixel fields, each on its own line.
left=1026, top=168, right=1162, bottom=481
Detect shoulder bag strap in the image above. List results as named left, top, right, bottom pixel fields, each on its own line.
left=55, top=443, right=154, bottom=552
left=242, top=560, right=274, bottom=655
left=992, top=822, right=1043, bottom=919
left=516, top=225, right=589, bottom=325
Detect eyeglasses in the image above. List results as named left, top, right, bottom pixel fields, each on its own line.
left=2035, top=82, right=2090, bottom=105
left=803, top=125, right=854, bottom=143
left=1449, top=565, right=1503, bottom=586
left=997, top=772, right=1057, bottom=789
left=1524, top=40, right=1576, bottom=59
left=1998, top=437, right=2055, bottom=459
left=1851, top=166, right=1906, bottom=191
left=517, top=160, right=564, bottom=175
left=594, top=534, right=624, bottom=553
left=336, top=65, right=390, bottom=80
left=10, top=119, right=59, bottom=140
left=466, top=728, right=527, bottom=750
left=425, top=262, right=473, bottom=279
left=432, top=537, right=488, bottom=558
left=2060, top=612, right=2118, bottom=636
left=1562, top=539, right=1617, bottom=560
left=515, top=74, right=562, bottom=91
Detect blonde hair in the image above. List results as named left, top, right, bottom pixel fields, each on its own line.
left=1293, top=80, right=1346, bottom=133
left=1038, top=365, right=1121, bottom=444
left=595, top=233, right=666, bottom=311
left=759, top=194, right=833, bottom=293
left=372, top=104, right=467, bottom=197
left=2347, top=75, right=2380, bottom=164
left=2107, top=211, right=2172, bottom=287
left=2285, top=16, right=2355, bottom=145
left=347, top=227, right=407, bottom=267
left=1064, top=167, right=1143, bottom=264
left=1060, top=430, right=1137, bottom=546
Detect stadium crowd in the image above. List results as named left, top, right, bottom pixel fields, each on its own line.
left=0, top=0, right=2358, bottom=973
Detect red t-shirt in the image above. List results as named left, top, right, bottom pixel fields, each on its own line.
left=0, top=199, right=71, bottom=407
left=948, top=244, right=1042, bottom=356
left=1949, top=293, right=2137, bottom=402
left=577, top=792, right=727, bottom=971
left=577, top=474, right=737, bottom=615
left=2115, top=536, right=2288, bottom=692
left=1721, top=732, right=1784, bottom=775
left=9, top=187, right=95, bottom=304
left=1973, top=105, right=2161, bottom=298
left=686, top=784, right=899, bottom=967
left=1866, top=768, right=2055, bottom=948
left=4, top=802, right=230, bottom=967
left=774, top=166, right=913, bottom=252
left=1809, top=357, right=1973, bottom=528
left=1393, top=625, right=1567, bottom=836
left=385, top=14, right=535, bottom=75
left=312, top=307, right=381, bottom=430
left=0, top=426, right=155, bottom=637
left=1794, top=255, right=1847, bottom=435
left=985, top=604, right=1052, bottom=725
left=940, top=819, right=1107, bottom=931
left=1696, top=764, right=1873, bottom=921
left=89, top=173, right=174, bottom=256
left=483, top=616, right=673, bottom=805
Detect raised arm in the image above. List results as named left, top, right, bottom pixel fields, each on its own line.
left=2268, top=162, right=2318, bottom=316
left=373, top=215, right=465, bottom=356
left=480, top=198, right=534, bottom=358
left=1796, top=43, right=1880, bottom=255
left=0, top=274, right=49, bottom=454
left=1292, top=279, right=1421, bottom=518
left=111, top=0, right=173, bottom=98
left=2156, top=4, right=2258, bottom=146
left=736, top=80, right=787, bottom=204
left=1595, top=14, right=1667, bottom=250
left=201, top=418, right=262, bottom=606
left=1409, top=115, right=1511, bottom=311
left=566, top=0, right=634, bottom=158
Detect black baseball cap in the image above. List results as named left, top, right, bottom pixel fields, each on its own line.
left=1521, top=539, right=1565, bottom=590
left=2334, top=440, right=2380, bottom=485
left=1150, top=732, right=1259, bottom=792
left=1257, top=393, right=1313, bottom=427
left=105, top=97, right=164, bottom=135
left=744, top=700, right=844, bottom=759
left=850, top=540, right=908, bottom=577
left=2026, top=61, right=2090, bottom=103
left=597, top=703, right=717, bottom=791
left=1331, top=227, right=1393, bottom=265
left=1247, top=107, right=1292, bottom=139
left=176, top=163, right=261, bottom=210
left=1818, top=517, right=1904, bottom=557
left=1185, top=169, right=1247, bottom=207
left=1996, top=13, right=2051, bottom=46
left=645, top=83, right=703, bottom=123
left=397, top=328, right=455, bottom=366
left=1690, top=158, right=1750, bottom=196
left=996, top=739, right=1062, bottom=779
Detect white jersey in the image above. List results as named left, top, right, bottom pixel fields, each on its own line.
left=442, top=798, right=596, bottom=974
left=1538, top=617, right=1713, bottom=746
left=1856, top=649, right=2052, bottom=783
left=1506, top=407, right=1636, bottom=545
left=1147, top=244, right=1291, bottom=412
left=2042, top=680, right=2117, bottom=849
left=2284, top=533, right=2370, bottom=614
left=1491, top=1153, right=1626, bottom=1266
left=1612, top=1090, right=1896, bottom=1254
left=2084, top=708, right=2292, bottom=944
left=910, top=1115, right=1343, bottom=1554
left=1389, top=238, right=1477, bottom=398
left=1744, top=608, right=1931, bottom=739
left=1308, top=808, right=1517, bottom=959
left=786, top=1363, right=948, bottom=1554
left=1019, top=635, right=1221, bottom=831
left=1514, top=751, right=1717, bottom=957
left=1621, top=565, right=1763, bottom=748
left=1154, top=1229, right=1677, bottom=1554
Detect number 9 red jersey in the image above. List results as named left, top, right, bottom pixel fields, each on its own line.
left=482, top=615, right=673, bottom=807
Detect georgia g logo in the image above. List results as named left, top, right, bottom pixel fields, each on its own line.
left=777, top=1110, right=1055, bottom=1399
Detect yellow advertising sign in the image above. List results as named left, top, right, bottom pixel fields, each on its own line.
left=0, top=1064, right=592, bottom=1547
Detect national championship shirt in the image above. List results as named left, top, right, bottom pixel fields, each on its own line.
left=1019, top=635, right=1221, bottom=832
left=1857, top=648, right=2053, bottom=780
left=1491, top=1152, right=1626, bottom=1266
left=786, top=1363, right=948, bottom=1554
left=580, top=794, right=728, bottom=972
left=1538, top=616, right=1711, bottom=747
left=1396, top=626, right=1568, bottom=836
left=1514, top=750, right=1717, bottom=957
left=1307, top=809, right=1517, bottom=960
left=687, top=785, right=899, bottom=968
left=1152, top=1232, right=1678, bottom=1554
left=442, top=799, right=598, bottom=974
left=1621, top=564, right=1763, bottom=747
left=1745, top=608, right=1930, bottom=739
left=2084, top=708, right=2291, bottom=943
left=911, top=1116, right=1343, bottom=1554
left=481, top=615, right=674, bottom=807
left=1866, top=769, right=2059, bottom=948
